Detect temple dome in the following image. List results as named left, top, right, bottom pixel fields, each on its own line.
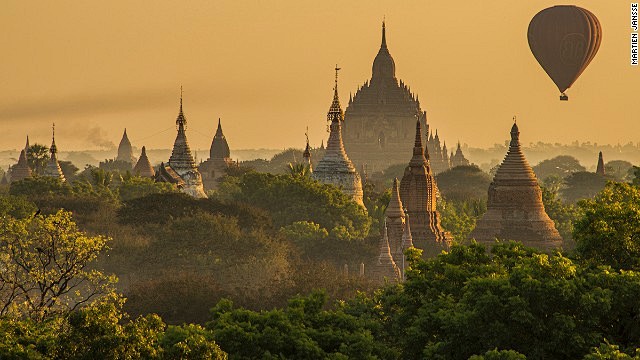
left=210, top=119, right=231, bottom=159
left=372, top=21, right=396, bottom=81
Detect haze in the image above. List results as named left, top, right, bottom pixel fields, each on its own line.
left=1, top=1, right=636, bottom=151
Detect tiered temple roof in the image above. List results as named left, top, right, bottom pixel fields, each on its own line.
left=342, top=22, right=451, bottom=172
left=43, top=124, right=65, bottom=182
left=373, top=223, right=401, bottom=283
left=159, top=94, right=207, bottom=198
left=385, top=178, right=405, bottom=261
left=133, top=146, right=155, bottom=177
left=399, top=120, right=451, bottom=256
left=11, top=149, right=32, bottom=182
left=199, top=119, right=235, bottom=191
left=116, top=129, right=136, bottom=164
left=312, top=68, right=364, bottom=207
left=469, top=122, right=562, bottom=251
left=451, top=141, right=470, bottom=168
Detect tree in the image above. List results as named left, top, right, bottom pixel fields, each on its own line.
left=9, top=176, right=73, bottom=198
left=561, top=171, right=609, bottom=203
left=117, top=176, right=176, bottom=201
left=0, top=210, right=116, bottom=320
left=541, top=186, right=580, bottom=245
left=26, top=144, right=50, bottom=175
left=574, top=182, right=640, bottom=270
left=605, top=160, right=634, bottom=182
left=435, top=165, right=492, bottom=202
left=533, top=155, right=585, bottom=181
left=58, top=160, right=80, bottom=181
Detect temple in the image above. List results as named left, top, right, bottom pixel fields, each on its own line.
left=155, top=93, right=207, bottom=198
left=595, top=151, right=605, bottom=175
left=10, top=149, right=32, bottom=182
left=302, top=131, right=312, bottom=173
left=399, top=119, right=451, bottom=256
left=43, top=124, right=65, bottom=181
left=373, top=222, right=401, bottom=283
left=133, top=146, right=155, bottom=177
left=450, top=141, right=470, bottom=168
left=116, top=129, right=136, bottom=165
left=469, top=122, right=562, bottom=251
left=342, top=22, right=452, bottom=173
left=312, top=67, right=365, bottom=207
left=199, top=119, right=234, bottom=190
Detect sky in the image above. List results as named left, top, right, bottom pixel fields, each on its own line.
left=0, top=1, right=637, bottom=152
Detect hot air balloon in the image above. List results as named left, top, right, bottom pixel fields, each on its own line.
left=527, top=6, right=602, bottom=101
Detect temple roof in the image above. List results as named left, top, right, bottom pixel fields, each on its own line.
left=596, top=151, right=605, bottom=175
left=385, top=178, right=405, bottom=218
left=117, top=128, right=135, bottom=163
left=11, top=149, right=32, bottom=182
left=491, top=122, right=538, bottom=185
left=168, top=96, right=198, bottom=175
left=409, top=119, right=430, bottom=168
left=43, top=124, right=65, bottom=181
left=210, top=119, right=231, bottom=160
left=133, top=146, right=155, bottom=177
left=372, top=21, right=396, bottom=81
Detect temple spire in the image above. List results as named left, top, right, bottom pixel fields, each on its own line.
left=409, top=118, right=428, bottom=167
left=328, top=66, right=344, bottom=123
left=596, top=151, right=605, bottom=175
left=381, top=19, right=387, bottom=49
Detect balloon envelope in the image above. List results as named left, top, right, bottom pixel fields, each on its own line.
left=527, top=6, right=602, bottom=96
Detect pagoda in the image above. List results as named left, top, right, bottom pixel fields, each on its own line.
left=116, top=129, right=136, bottom=165
left=451, top=141, right=470, bottom=168
left=399, top=119, right=451, bottom=256
left=385, top=178, right=405, bottom=261
left=10, top=149, right=32, bottom=182
left=373, top=222, right=401, bottom=283
left=312, top=67, right=365, bottom=207
left=156, top=93, right=207, bottom=198
left=343, top=21, right=448, bottom=172
left=595, top=151, right=605, bottom=175
left=133, top=146, right=155, bottom=177
left=43, top=124, right=65, bottom=181
left=469, top=122, right=562, bottom=251
left=199, top=119, right=234, bottom=190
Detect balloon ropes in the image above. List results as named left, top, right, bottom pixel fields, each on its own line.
left=527, top=6, right=602, bottom=101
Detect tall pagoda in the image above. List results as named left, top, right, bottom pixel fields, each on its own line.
left=312, top=67, right=365, bottom=207
left=399, top=119, right=451, bottom=256
left=343, top=22, right=449, bottom=172
left=199, top=119, right=234, bottom=190
left=116, top=129, right=136, bottom=165
left=451, top=141, right=470, bottom=168
left=469, top=122, right=562, bottom=251
left=595, top=151, right=605, bottom=175
left=10, top=149, right=32, bottom=182
left=156, top=93, right=207, bottom=198
left=43, top=124, right=65, bottom=181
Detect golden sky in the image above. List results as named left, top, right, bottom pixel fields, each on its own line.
left=0, top=1, right=637, bottom=151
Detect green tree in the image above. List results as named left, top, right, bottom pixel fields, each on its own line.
left=574, top=182, right=640, bottom=270
left=27, top=144, right=50, bottom=175
left=9, top=176, right=73, bottom=198
left=605, top=160, right=634, bottom=182
left=435, top=165, right=492, bottom=202
left=117, top=176, right=176, bottom=201
left=0, top=210, right=116, bottom=320
left=469, top=349, right=527, bottom=360
left=533, top=155, right=585, bottom=181
left=561, top=171, right=610, bottom=203
left=541, top=186, right=580, bottom=244
left=58, top=160, right=79, bottom=181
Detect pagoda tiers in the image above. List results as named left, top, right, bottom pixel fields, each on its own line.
left=302, top=133, right=312, bottom=173
left=399, top=120, right=451, bottom=257
left=373, top=223, right=401, bottom=283
left=342, top=22, right=450, bottom=173
left=133, top=146, right=155, bottom=177
left=10, top=149, right=32, bottom=182
left=451, top=141, right=471, bottom=168
left=312, top=68, right=365, bottom=207
left=425, top=130, right=452, bottom=174
left=385, top=178, right=405, bottom=261
left=156, top=95, right=207, bottom=198
left=469, top=123, right=562, bottom=251
left=116, top=129, right=136, bottom=165
left=596, top=151, right=605, bottom=175
left=43, top=124, right=65, bottom=182
left=199, top=119, right=234, bottom=190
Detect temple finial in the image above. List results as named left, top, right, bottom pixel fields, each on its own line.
left=381, top=18, right=387, bottom=48
left=513, top=115, right=517, bottom=124
left=334, top=65, right=341, bottom=91
left=305, top=126, right=309, bottom=144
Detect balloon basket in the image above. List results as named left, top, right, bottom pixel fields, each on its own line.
left=559, top=93, right=568, bottom=101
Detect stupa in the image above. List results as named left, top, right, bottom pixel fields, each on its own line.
left=156, top=92, right=207, bottom=198
left=116, top=129, right=136, bottom=165
left=133, top=146, right=155, bottom=177
left=469, top=122, right=562, bottom=251
left=43, top=124, right=65, bottom=182
left=312, top=67, right=364, bottom=207
left=451, top=141, right=471, bottom=168
left=373, top=223, right=401, bottom=283
left=10, top=149, right=32, bottom=182
left=595, top=151, right=605, bottom=175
